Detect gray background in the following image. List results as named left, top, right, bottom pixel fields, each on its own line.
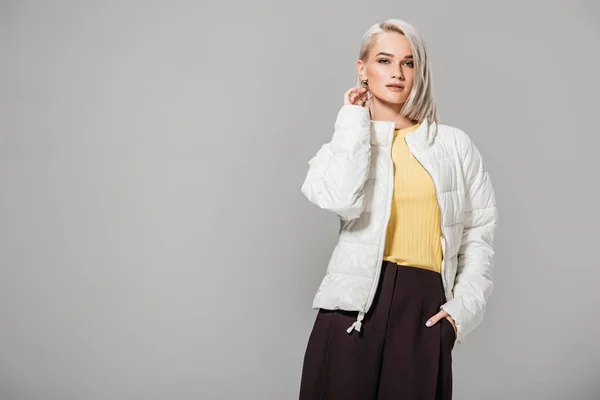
left=2, top=0, right=599, bottom=399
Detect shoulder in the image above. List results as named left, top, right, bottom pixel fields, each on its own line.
left=436, top=123, right=472, bottom=146
left=435, top=123, right=488, bottom=179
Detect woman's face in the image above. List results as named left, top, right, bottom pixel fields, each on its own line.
left=358, top=32, right=415, bottom=106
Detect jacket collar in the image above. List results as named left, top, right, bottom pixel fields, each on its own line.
left=370, top=117, right=438, bottom=151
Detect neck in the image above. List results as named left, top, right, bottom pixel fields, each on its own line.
left=370, top=97, right=417, bottom=130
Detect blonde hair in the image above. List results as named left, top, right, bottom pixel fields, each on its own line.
left=355, top=19, right=439, bottom=125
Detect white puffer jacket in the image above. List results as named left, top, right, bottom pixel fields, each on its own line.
left=301, top=105, right=498, bottom=344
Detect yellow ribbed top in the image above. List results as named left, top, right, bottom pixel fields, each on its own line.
left=383, top=123, right=443, bottom=273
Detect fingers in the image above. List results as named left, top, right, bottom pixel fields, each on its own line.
left=344, top=87, right=369, bottom=106
left=425, top=311, right=457, bottom=335
left=425, top=310, right=448, bottom=327
left=356, top=88, right=369, bottom=105
left=448, top=317, right=457, bottom=334
left=344, top=87, right=360, bottom=103
left=344, top=88, right=360, bottom=104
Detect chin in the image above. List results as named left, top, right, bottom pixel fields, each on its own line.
left=372, top=91, right=408, bottom=107
left=382, top=95, right=407, bottom=106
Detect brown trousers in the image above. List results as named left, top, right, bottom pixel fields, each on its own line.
left=298, top=261, right=456, bottom=400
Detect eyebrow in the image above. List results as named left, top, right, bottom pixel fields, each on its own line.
left=375, top=52, right=413, bottom=59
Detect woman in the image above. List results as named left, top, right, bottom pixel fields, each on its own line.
left=298, top=19, right=498, bottom=400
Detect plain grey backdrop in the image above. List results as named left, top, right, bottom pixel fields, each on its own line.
left=2, top=0, right=600, bottom=399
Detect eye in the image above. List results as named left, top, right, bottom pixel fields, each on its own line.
left=378, top=59, right=391, bottom=64
left=403, top=61, right=414, bottom=68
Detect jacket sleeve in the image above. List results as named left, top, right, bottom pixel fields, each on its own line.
left=440, top=129, right=498, bottom=343
left=300, top=105, right=372, bottom=221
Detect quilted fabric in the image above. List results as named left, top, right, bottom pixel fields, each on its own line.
left=301, top=105, right=498, bottom=344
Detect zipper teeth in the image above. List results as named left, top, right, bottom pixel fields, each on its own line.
left=363, top=125, right=396, bottom=313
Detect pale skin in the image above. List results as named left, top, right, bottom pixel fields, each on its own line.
left=344, top=31, right=458, bottom=336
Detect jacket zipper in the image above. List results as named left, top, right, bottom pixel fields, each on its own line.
left=362, top=124, right=396, bottom=315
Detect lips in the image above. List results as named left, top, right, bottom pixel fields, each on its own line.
left=386, top=84, right=404, bottom=92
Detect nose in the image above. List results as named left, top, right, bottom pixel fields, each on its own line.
left=392, top=65, right=404, bottom=80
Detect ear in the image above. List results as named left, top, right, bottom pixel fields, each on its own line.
left=356, top=60, right=367, bottom=80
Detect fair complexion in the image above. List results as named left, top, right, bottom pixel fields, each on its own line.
left=346, top=31, right=417, bottom=130
left=345, top=31, right=458, bottom=336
